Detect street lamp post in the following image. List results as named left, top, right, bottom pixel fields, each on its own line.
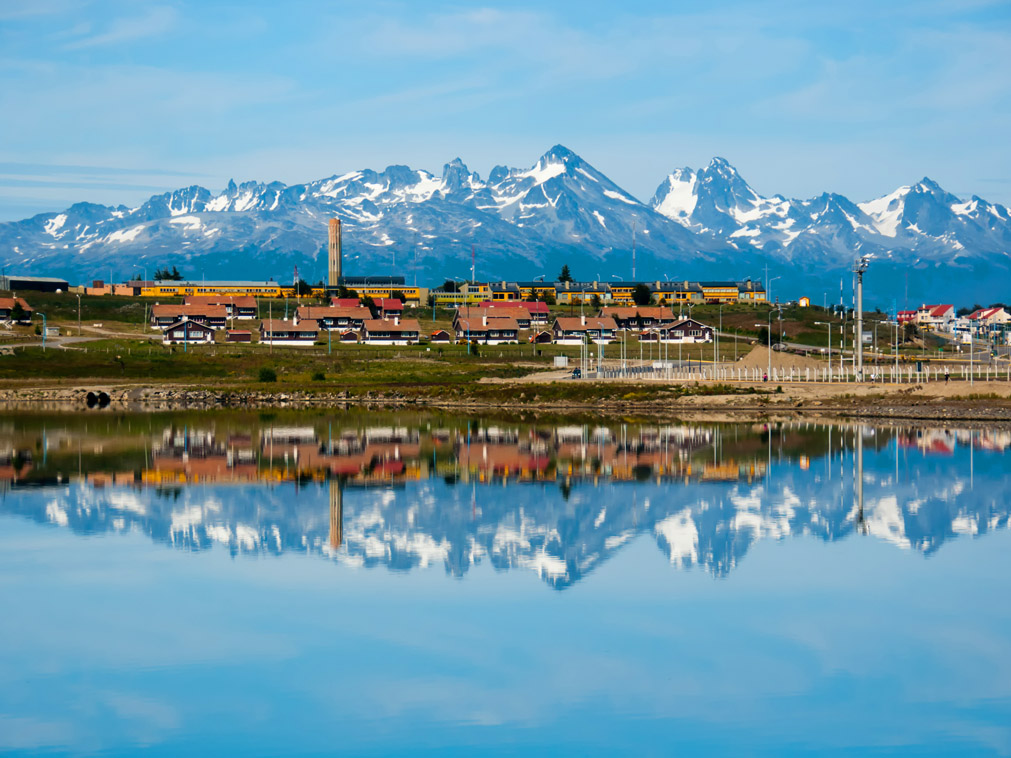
left=815, top=321, right=832, bottom=381
left=40, top=312, right=46, bottom=351
left=76, top=294, right=81, bottom=337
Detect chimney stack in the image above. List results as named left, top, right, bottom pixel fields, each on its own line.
left=581, top=315, right=586, bottom=326
left=327, top=218, right=342, bottom=287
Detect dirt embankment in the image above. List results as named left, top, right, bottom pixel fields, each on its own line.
left=3, top=377, right=1011, bottom=423
left=736, top=345, right=824, bottom=370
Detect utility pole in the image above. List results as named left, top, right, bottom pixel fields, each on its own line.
left=632, top=220, right=636, bottom=281
left=853, top=256, right=868, bottom=380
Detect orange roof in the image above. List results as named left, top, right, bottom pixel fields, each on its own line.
left=456, top=316, right=519, bottom=331
left=363, top=318, right=420, bottom=332
left=261, top=318, right=317, bottom=331
left=553, top=316, right=618, bottom=330
left=184, top=295, right=256, bottom=308
left=0, top=297, right=32, bottom=310
left=297, top=306, right=371, bottom=319
left=152, top=304, right=227, bottom=318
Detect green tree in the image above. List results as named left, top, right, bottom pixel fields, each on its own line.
left=757, top=326, right=770, bottom=346
left=441, top=280, right=459, bottom=293
left=361, top=295, right=376, bottom=315
left=538, top=290, right=556, bottom=306
left=154, top=266, right=183, bottom=281
left=390, top=290, right=406, bottom=303
left=632, top=283, right=653, bottom=306
left=9, top=301, right=27, bottom=323
left=293, top=278, right=313, bottom=296
left=258, top=367, right=277, bottom=383
left=590, top=294, right=602, bottom=310
left=558, top=265, right=573, bottom=283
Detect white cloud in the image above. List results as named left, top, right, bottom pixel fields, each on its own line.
left=62, top=6, right=177, bottom=50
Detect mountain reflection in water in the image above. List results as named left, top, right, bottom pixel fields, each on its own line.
left=2, top=414, right=1008, bottom=588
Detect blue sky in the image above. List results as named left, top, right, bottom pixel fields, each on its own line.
left=1, top=0, right=1010, bottom=221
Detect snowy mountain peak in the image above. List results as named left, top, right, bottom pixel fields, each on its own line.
left=2, top=145, right=1010, bottom=304
left=541, top=144, right=581, bottom=165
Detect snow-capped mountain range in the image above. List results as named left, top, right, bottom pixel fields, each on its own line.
left=3, top=145, right=1009, bottom=303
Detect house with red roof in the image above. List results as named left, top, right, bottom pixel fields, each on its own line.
left=916, top=304, right=955, bottom=333
left=0, top=297, right=33, bottom=325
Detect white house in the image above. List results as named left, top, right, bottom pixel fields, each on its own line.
left=966, top=307, right=1011, bottom=343
left=656, top=318, right=714, bottom=344
left=550, top=315, right=617, bottom=345
left=362, top=319, right=420, bottom=345
left=916, top=304, right=955, bottom=333
left=162, top=318, right=215, bottom=345
left=259, top=319, right=319, bottom=346
left=454, top=314, right=520, bottom=344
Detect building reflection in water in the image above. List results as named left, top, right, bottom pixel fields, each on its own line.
left=1, top=416, right=1009, bottom=587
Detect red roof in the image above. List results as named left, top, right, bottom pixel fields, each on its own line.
left=363, top=318, right=420, bottom=333
left=968, top=307, right=1005, bottom=321
left=375, top=298, right=404, bottom=310
left=476, top=300, right=549, bottom=313
left=152, top=304, right=227, bottom=318
left=185, top=295, right=256, bottom=308
left=553, top=316, right=618, bottom=331
left=298, top=306, right=371, bottom=320
left=0, top=297, right=31, bottom=311
left=330, top=298, right=360, bottom=307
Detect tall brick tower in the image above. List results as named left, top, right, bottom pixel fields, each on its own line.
left=327, top=217, right=342, bottom=287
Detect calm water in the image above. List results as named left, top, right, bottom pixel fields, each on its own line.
left=1, top=411, right=1010, bottom=756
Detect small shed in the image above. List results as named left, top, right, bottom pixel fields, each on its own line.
left=226, top=330, right=252, bottom=343
left=339, top=330, right=360, bottom=343
left=429, top=329, right=452, bottom=343
left=530, top=330, right=553, bottom=344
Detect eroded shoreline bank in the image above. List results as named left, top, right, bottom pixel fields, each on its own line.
left=3, top=381, right=1011, bottom=424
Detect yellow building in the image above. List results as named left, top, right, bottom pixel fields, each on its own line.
left=516, top=282, right=558, bottom=301
left=698, top=281, right=740, bottom=303
left=141, top=281, right=292, bottom=298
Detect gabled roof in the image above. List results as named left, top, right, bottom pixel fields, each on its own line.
left=152, top=304, right=228, bottom=318
left=967, top=307, right=1007, bottom=320
left=375, top=298, right=404, bottom=310
left=331, top=298, right=360, bottom=307
left=553, top=316, right=618, bottom=331
left=0, top=297, right=31, bottom=311
left=363, top=319, right=420, bottom=333
left=456, top=316, right=520, bottom=332
left=161, top=319, right=215, bottom=333
left=297, top=306, right=371, bottom=320
left=261, top=318, right=318, bottom=332
left=184, top=295, right=257, bottom=308
left=476, top=301, right=549, bottom=313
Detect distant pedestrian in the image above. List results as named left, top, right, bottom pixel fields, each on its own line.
left=945, top=370, right=950, bottom=383
left=763, top=372, right=768, bottom=382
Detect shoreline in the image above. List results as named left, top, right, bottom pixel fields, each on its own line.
left=3, top=380, right=1011, bottom=424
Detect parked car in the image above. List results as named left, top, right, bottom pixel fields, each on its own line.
left=570, top=368, right=582, bottom=379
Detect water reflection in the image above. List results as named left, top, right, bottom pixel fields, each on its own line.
left=2, top=415, right=1009, bottom=588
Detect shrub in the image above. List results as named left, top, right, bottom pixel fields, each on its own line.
left=311, top=371, right=325, bottom=381
left=259, top=367, right=277, bottom=383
